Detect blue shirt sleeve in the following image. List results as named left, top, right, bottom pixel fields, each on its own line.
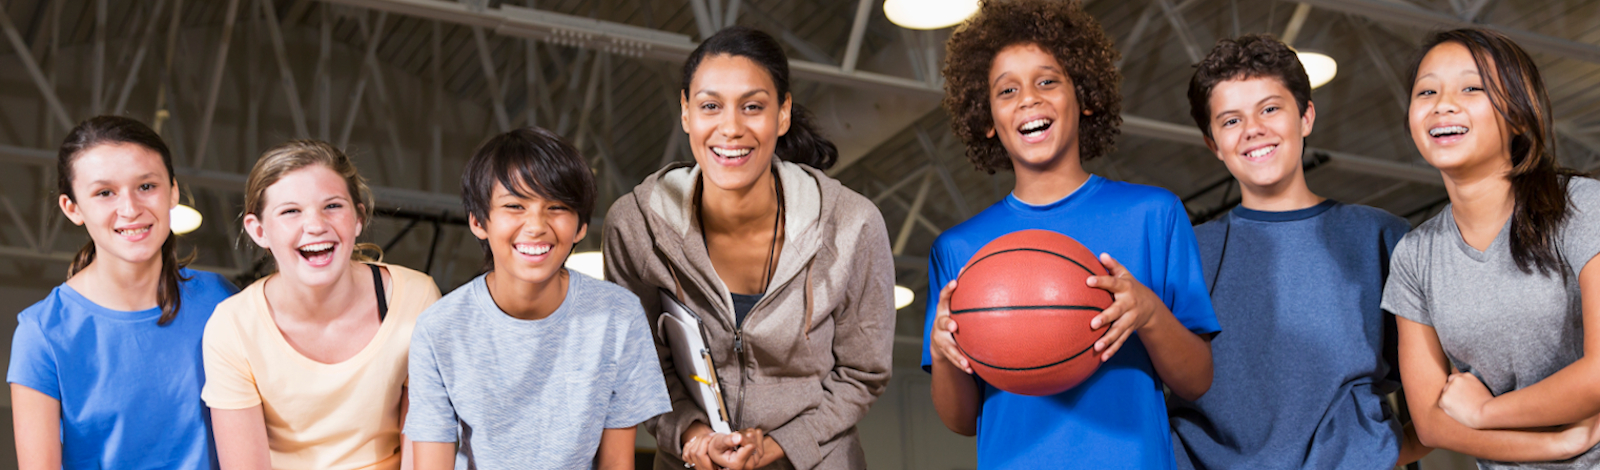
left=921, top=242, right=956, bottom=372
left=604, top=303, right=671, bottom=429
left=1159, top=198, right=1221, bottom=336
left=403, top=320, right=459, bottom=443
left=6, top=308, right=60, bottom=400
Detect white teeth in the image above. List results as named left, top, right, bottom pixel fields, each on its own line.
left=116, top=227, right=150, bottom=236
left=1246, top=145, right=1276, bottom=159
left=1429, top=125, right=1469, bottom=137
left=711, top=147, right=751, bottom=158
left=515, top=244, right=551, bottom=256
left=298, top=242, right=334, bottom=252
left=1020, top=119, right=1052, bottom=133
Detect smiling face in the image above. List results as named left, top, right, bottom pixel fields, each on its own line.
left=59, top=142, right=179, bottom=269
left=682, top=54, right=791, bottom=192
left=986, top=43, right=1084, bottom=171
left=469, top=181, right=586, bottom=289
left=1206, top=75, right=1315, bottom=194
left=1409, top=41, right=1513, bottom=176
left=244, top=164, right=364, bottom=288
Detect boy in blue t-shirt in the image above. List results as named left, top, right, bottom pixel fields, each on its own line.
left=1165, top=35, right=1429, bottom=469
left=922, top=1, right=1220, bottom=468
left=405, top=127, right=670, bottom=469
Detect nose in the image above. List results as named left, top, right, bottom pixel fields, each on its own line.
left=303, top=207, right=330, bottom=234
left=1242, top=115, right=1267, bottom=139
left=1434, top=90, right=1460, bottom=115
left=716, top=108, right=744, bottom=139
left=1019, top=84, right=1043, bottom=109
left=116, top=194, right=140, bottom=218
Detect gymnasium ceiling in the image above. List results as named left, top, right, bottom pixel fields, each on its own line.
left=3, top=0, right=1600, bottom=355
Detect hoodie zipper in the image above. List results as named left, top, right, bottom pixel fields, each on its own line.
left=733, top=328, right=747, bottom=429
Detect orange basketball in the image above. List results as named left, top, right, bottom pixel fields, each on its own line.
left=949, top=229, right=1110, bottom=396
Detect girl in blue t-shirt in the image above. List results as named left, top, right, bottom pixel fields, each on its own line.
left=7, top=116, right=238, bottom=469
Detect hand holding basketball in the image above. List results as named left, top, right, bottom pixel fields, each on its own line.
left=1086, top=253, right=1169, bottom=362
left=1438, top=372, right=1493, bottom=429
left=930, top=280, right=973, bottom=374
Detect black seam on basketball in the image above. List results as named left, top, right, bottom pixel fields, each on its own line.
left=949, top=305, right=1105, bottom=315
left=954, top=338, right=1098, bottom=372
left=955, top=247, right=1099, bottom=288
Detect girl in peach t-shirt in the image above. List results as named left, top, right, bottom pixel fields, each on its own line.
left=203, top=140, right=440, bottom=470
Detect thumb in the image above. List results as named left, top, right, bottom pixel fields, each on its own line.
left=729, top=432, right=742, bottom=446
left=1098, top=252, right=1126, bottom=277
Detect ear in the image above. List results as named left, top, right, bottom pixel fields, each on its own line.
left=169, top=181, right=181, bottom=208
left=59, top=194, right=85, bottom=226
left=778, top=93, right=792, bottom=137
left=1300, top=100, right=1317, bottom=137
left=468, top=212, right=489, bottom=241
left=1204, top=136, right=1220, bottom=156
left=1082, top=108, right=1093, bottom=116
left=574, top=222, right=589, bottom=245
left=681, top=93, right=692, bottom=134
left=985, top=127, right=996, bottom=139
left=242, top=213, right=270, bottom=249
left=355, top=203, right=366, bottom=237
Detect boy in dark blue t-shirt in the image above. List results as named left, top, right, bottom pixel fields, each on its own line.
left=1165, top=35, right=1429, bottom=469
left=921, top=1, right=1220, bottom=468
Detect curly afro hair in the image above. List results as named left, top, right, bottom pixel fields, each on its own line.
left=1187, top=34, right=1312, bottom=140
left=942, top=0, right=1123, bottom=174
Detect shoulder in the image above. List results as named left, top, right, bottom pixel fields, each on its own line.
left=383, top=264, right=441, bottom=294
left=1193, top=216, right=1226, bottom=240
left=15, top=287, right=70, bottom=330
left=179, top=269, right=239, bottom=305
left=1566, top=176, right=1600, bottom=208
left=416, top=278, right=481, bottom=331
left=1392, top=210, right=1451, bottom=259
left=605, top=191, right=646, bottom=227
left=1095, top=178, right=1185, bottom=209
left=572, top=272, right=643, bottom=314
left=1330, top=202, right=1412, bottom=234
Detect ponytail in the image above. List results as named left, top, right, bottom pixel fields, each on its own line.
left=778, top=103, right=838, bottom=170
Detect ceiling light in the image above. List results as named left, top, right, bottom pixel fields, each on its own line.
left=884, top=0, right=979, bottom=30
left=894, top=285, right=915, bottom=310
left=170, top=204, right=202, bottom=235
left=1298, top=51, right=1337, bottom=89
left=566, top=251, right=605, bottom=279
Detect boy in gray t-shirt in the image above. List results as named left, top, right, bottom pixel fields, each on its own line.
left=406, top=127, right=670, bottom=469
left=1384, top=177, right=1600, bottom=469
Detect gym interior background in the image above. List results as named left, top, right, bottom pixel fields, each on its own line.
left=4, top=0, right=1600, bottom=468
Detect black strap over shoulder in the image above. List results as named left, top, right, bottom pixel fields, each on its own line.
left=370, top=264, right=388, bottom=322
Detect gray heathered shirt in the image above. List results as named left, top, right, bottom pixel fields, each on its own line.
left=405, top=271, right=671, bottom=469
left=1383, top=177, right=1600, bottom=469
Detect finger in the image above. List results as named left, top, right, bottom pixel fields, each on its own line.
left=1086, top=274, right=1127, bottom=293
left=1099, top=253, right=1127, bottom=277
left=937, top=280, right=957, bottom=315
left=1091, top=304, right=1123, bottom=330
left=1096, top=321, right=1130, bottom=354
left=1100, top=330, right=1131, bottom=362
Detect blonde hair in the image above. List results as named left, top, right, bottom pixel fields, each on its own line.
left=243, top=140, right=382, bottom=268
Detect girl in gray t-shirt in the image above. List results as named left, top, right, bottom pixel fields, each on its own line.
left=1383, top=28, right=1600, bottom=469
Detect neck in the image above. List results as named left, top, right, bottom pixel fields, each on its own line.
left=1238, top=171, right=1324, bottom=212
left=1011, top=151, right=1091, bottom=205
left=485, top=268, right=569, bottom=320
left=1443, top=161, right=1515, bottom=233
left=700, top=167, right=780, bottom=237
left=265, top=262, right=365, bottom=323
left=71, top=250, right=165, bottom=310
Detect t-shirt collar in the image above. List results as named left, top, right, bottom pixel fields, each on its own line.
left=59, top=283, right=164, bottom=321
left=474, top=270, right=581, bottom=324
left=1230, top=199, right=1338, bottom=222
left=1004, top=174, right=1102, bottom=214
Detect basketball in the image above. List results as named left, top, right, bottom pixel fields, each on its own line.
left=949, top=229, right=1111, bottom=396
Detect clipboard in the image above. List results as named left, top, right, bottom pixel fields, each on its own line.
left=657, top=289, right=733, bottom=434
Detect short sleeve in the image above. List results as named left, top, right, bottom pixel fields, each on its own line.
left=1561, top=178, right=1600, bottom=275
left=920, top=240, right=959, bottom=372
left=1382, top=236, right=1432, bottom=326
left=7, top=311, right=61, bottom=400
left=1161, top=199, right=1221, bottom=336
left=604, top=303, right=672, bottom=429
left=200, top=310, right=262, bottom=410
left=403, top=320, right=460, bottom=443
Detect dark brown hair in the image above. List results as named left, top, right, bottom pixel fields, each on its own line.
left=1406, top=28, right=1580, bottom=275
left=682, top=26, right=838, bottom=170
left=1187, top=34, right=1313, bottom=139
left=461, top=126, right=596, bottom=272
left=58, top=116, right=190, bottom=325
left=942, top=0, right=1123, bottom=174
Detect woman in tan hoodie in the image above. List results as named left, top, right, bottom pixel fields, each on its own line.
left=603, top=26, right=896, bottom=470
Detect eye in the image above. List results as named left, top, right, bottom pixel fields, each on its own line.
left=549, top=204, right=570, bottom=212
left=742, top=103, right=764, bottom=112
left=1415, top=89, right=1436, bottom=97
left=280, top=208, right=299, bottom=216
left=1263, top=105, right=1279, bottom=115
left=996, top=86, right=1017, bottom=97
left=324, top=202, right=343, bottom=211
left=1038, top=79, right=1058, bottom=87
left=503, top=203, right=524, bottom=210
left=700, top=102, right=720, bottom=112
left=1464, top=85, right=1483, bottom=93
left=94, top=189, right=113, bottom=198
left=1222, top=117, right=1240, bottom=127
left=139, top=183, right=157, bottom=191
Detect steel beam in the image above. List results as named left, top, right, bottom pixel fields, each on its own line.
left=191, top=0, right=243, bottom=167
left=260, top=0, right=313, bottom=139
left=472, top=26, right=513, bottom=132
left=0, top=5, right=74, bottom=132
left=1282, top=0, right=1600, bottom=65
left=840, top=0, right=872, bottom=73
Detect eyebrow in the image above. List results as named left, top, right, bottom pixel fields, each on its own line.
left=87, top=172, right=161, bottom=186
left=991, top=65, right=1062, bottom=87
left=695, top=89, right=772, bottom=100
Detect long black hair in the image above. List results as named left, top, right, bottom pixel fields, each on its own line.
left=1406, top=28, right=1583, bottom=276
left=682, top=26, right=838, bottom=170
left=58, top=116, right=191, bottom=325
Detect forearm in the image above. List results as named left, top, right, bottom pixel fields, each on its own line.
left=1138, top=308, right=1213, bottom=401
left=411, top=441, right=456, bottom=470
left=11, top=385, right=62, bottom=470
left=596, top=427, right=637, bottom=470
left=1413, top=404, right=1587, bottom=461
left=1396, top=422, right=1432, bottom=465
left=930, top=359, right=981, bottom=436
left=1479, top=359, right=1600, bottom=429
